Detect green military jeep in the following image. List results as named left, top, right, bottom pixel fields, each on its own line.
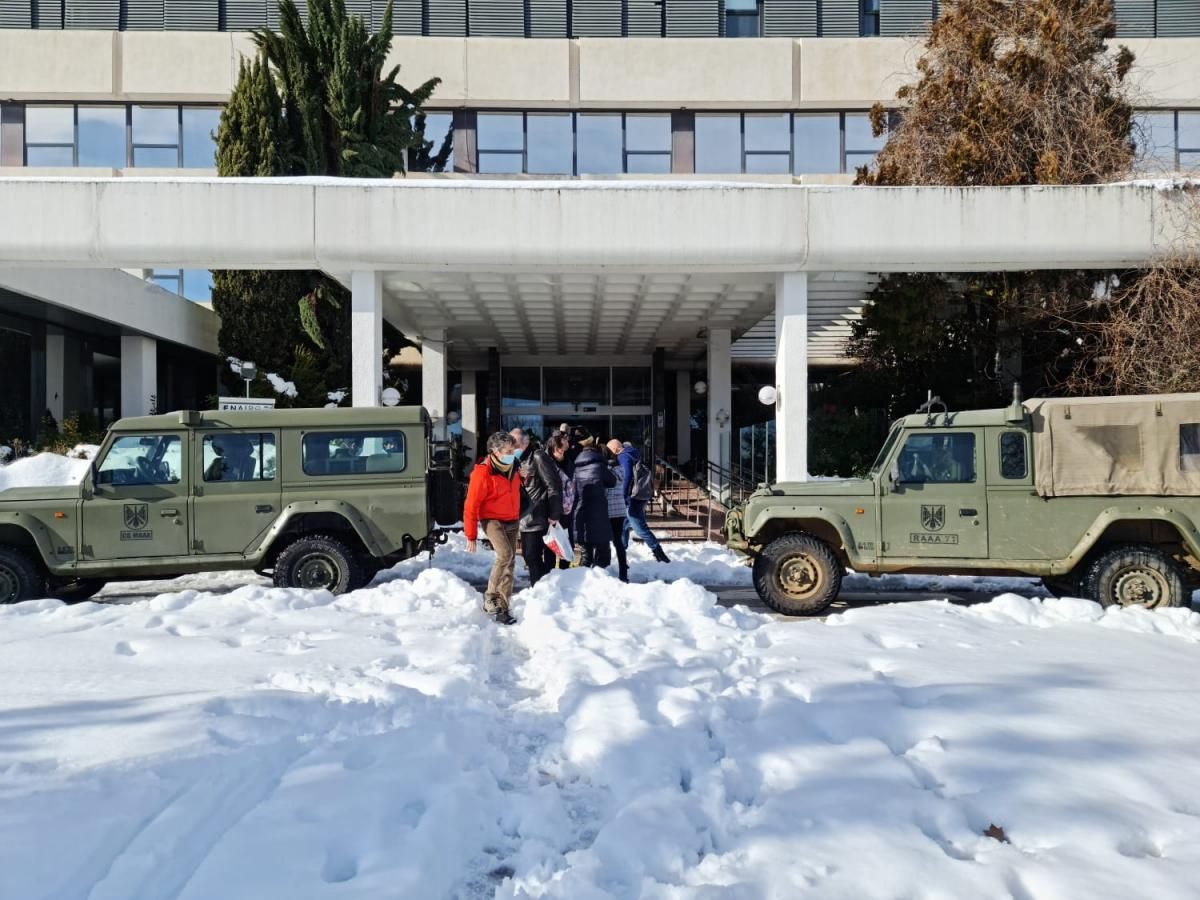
left=727, top=392, right=1200, bottom=615
left=0, top=407, right=453, bottom=604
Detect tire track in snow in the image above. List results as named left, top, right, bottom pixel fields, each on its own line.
left=77, top=739, right=310, bottom=900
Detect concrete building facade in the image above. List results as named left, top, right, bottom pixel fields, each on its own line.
left=1, top=2, right=1198, bottom=478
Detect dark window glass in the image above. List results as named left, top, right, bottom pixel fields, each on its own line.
left=999, top=432, right=1028, bottom=479
left=611, top=414, right=653, bottom=458
left=793, top=114, right=841, bottom=174
left=203, top=433, right=277, bottom=482
left=302, top=431, right=407, bottom=476
left=502, top=414, right=545, bottom=440
left=181, top=107, right=221, bottom=168
left=1180, top=424, right=1200, bottom=472
left=695, top=114, right=741, bottom=173
left=725, top=0, right=760, bottom=36
left=577, top=114, right=623, bottom=174
left=477, top=113, right=523, bottom=150
left=625, top=114, right=671, bottom=153
left=861, top=0, right=880, bottom=35
left=97, top=434, right=183, bottom=485
left=501, top=367, right=541, bottom=407
left=543, top=367, right=610, bottom=407
left=527, top=113, right=573, bottom=174
left=78, top=106, right=126, bottom=167
left=896, top=433, right=976, bottom=484
left=612, top=367, right=652, bottom=405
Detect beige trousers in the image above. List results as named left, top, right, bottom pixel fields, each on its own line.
left=483, top=519, right=520, bottom=612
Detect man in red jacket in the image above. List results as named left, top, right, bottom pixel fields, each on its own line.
left=464, top=431, right=523, bottom=625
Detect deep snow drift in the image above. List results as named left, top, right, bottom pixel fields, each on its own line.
left=4, top=540, right=1200, bottom=899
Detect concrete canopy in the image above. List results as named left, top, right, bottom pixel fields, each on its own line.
left=0, top=176, right=1191, bottom=364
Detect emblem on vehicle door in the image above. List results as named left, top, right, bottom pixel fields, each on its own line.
left=920, top=505, right=946, bottom=532
left=120, top=503, right=153, bottom=541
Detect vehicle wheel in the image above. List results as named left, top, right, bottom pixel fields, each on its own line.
left=1083, top=544, right=1187, bottom=609
left=51, top=579, right=107, bottom=603
left=1042, top=575, right=1080, bottom=598
left=273, top=535, right=363, bottom=595
left=753, top=533, right=843, bottom=616
left=0, top=547, right=46, bottom=605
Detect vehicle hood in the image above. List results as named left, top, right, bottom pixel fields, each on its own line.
left=762, top=478, right=876, bottom=498
left=0, top=485, right=82, bottom=504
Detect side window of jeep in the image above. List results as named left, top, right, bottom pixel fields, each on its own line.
left=302, top=431, right=407, bottom=476
left=202, top=433, right=277, bottom=482
left=1180, top=424, right=1200, bottom=472
left=999, top=432, right=1028, bottom=479
left=96, top=435, right=182, bottom=485
left=895, top=433, right=976, bottom=484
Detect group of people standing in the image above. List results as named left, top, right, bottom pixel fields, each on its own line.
left=462, top=424, right=670, bottom=624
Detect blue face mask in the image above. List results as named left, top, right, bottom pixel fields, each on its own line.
left=498, top=453, right=517, bottom=465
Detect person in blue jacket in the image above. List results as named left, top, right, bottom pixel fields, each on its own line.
left=615, top=440, right=670, bottom=564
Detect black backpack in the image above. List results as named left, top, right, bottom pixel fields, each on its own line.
left=631, top=459, right=655, bottom=502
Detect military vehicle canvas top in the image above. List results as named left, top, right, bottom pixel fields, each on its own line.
left=0, top=407, right=452, bottom=605
left=726, top=391, right=1200, bottom=616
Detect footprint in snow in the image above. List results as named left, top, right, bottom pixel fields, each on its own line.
left=114, top=641, right=140, bottom=657
left=320, top=846, right=360, bottom=884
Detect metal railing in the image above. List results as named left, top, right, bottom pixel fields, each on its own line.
left=654, top=457, right=763, bottom=541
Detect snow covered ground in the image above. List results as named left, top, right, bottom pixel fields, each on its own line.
left=4, top=537, right=1200, bottom=899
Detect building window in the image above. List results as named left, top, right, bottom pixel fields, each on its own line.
left=724, top=0, right=761, bottom=37
left=150, top=269, right=213, bottom=302
left=843, top=112, right=886, bottom=173
left=1179, top=112, right=1200, bottom=172
left=24, top=106, right=75, bottom=166
left=477, top=112, right=672, bottom=175
left=420, top=111, right=455, bottom=171
left=24, top=104, right=220, bottom=169
left=624, top=114, right=672, bottom=172
left=861, top=0, right=880, bottom=36
left=793, top=113, right=842, bottom=174
left=695, top=113, right=790, bottom=174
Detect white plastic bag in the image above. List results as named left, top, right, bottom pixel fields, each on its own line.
left=543, top=521, right=574, bottom=564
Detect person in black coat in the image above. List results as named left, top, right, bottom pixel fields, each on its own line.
left=572, top=436, right=616, bottom=569
left=519, top=434, right=568, bottom=586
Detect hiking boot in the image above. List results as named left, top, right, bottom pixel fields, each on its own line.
left=618, top=567, right=630, bottom=583
left=652, top=546, right=671, bottom=564
left=491, top=608, right=517, bottom=625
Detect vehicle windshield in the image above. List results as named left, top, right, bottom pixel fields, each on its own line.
left=868, top=422, right=903, bottom=477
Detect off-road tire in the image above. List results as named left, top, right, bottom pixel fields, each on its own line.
left=1042, top=575, right=1081, bottom=598
left=1082, top=544, right=1187, bottom=609
left=51, top=579, right=107, bottom=603
left=0, top=547, right=46, bottom=605
left=273, top=534, right=363, bottom=595
left=753, top=533, right=843, bottom=616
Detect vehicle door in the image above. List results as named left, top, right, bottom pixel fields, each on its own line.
left=881, top=429, right=988, bottom=559
left=82, top=432, right=189, bottom=560
left=192, top=430, right=282, bottom=555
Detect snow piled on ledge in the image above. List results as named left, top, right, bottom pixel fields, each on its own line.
left=3, top=550, right=1200, bottom=898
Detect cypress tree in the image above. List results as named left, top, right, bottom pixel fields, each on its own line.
left=211, top=0, right=444, bottom=407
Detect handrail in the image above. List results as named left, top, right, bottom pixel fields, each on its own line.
left=654, top=456, right=760, bottom=542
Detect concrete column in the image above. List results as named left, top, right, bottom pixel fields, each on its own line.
left=45, top=328, right=65, bottom=422
left=775, top=272, right=809, bottom=482
left=707, top=328, right=732, bottom=495
left=423, top=328, right=448, bottom=440
left=675, top=369, right=691, bottom=464
left=351, top=271, right=383, bottom=408
left=461, top=369, right=479, bottom=459
left=120, top=334, right=157, bottom=417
